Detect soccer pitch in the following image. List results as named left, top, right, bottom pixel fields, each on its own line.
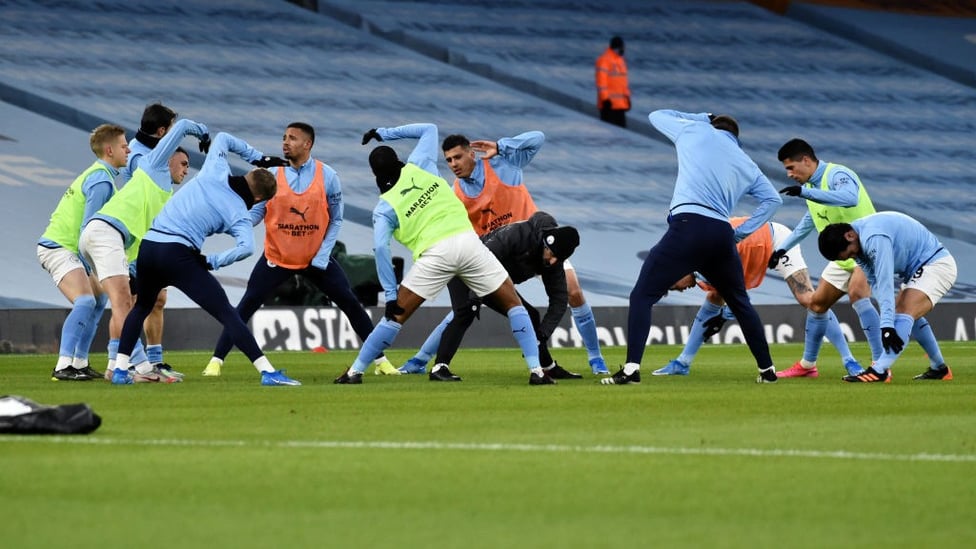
left=1, top=342, right=973, bottom=548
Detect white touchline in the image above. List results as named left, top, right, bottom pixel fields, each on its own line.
left=2, top=436, right=975, bottom=463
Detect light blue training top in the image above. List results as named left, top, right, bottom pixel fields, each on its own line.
left=120, top=136, right=152, bottom=184
left=454, top=131, right=544, bottom=197
left=777, top=160, right=863, bottom=253
left=851, top=211, right=950, bottom=327
left=649, top=109, right=781, bottom=242
left=88, top=118, right=208, bottom=244
left=144, top=132, right=264, bottom=270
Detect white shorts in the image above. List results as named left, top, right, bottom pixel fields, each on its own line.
left=36, top=245, right=85, bottom=287
left=402, top=230, right=509, bottom=300
left=79, top=220, right=130, bottom=281
left=819, top=260, right=853, bottom=293
left=904, top=255, right=956, bottom=306
left=769, top=222, right=806, bottom=279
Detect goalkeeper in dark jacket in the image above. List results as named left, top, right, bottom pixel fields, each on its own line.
left=403, top=211, right=583, bottom=384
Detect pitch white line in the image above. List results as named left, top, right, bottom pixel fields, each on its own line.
left=2, top=436, right=975, bottom=463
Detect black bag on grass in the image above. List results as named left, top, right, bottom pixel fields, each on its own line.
left=0, top=395, right=101, bottom=434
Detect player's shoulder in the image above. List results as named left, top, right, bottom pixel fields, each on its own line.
left=321, top=163, right=339, bottom=180
left=827, top=163, right=859, bottom=181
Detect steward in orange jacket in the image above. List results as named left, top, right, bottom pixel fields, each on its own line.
left=595, top=36, right=631, bottom=127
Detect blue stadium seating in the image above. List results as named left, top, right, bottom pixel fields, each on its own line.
left=1, top=0, right=974, bottom=309
left=327, top=0, right=976, bottom=234
left=787, top=2, right=976, bottom=89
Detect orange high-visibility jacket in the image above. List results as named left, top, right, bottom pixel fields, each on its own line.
left=595, top=47, right=631, bottom=110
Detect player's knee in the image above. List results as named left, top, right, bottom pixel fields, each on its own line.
left=116, top=292, right=133, bottom=310
left=847, top=287, right=870, bottom=302
left=567, top=287, right=585, bottom=308
left=492, top=284, right=520, bottom=309
left=808, top=300, right=831, bottom=314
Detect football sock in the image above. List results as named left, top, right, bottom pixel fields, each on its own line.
left=134, top=361, right=154, bottom=375
left=623, top=362, right=640, bottom=375
left=55, top=356, right=73, bottom=371
left=253, top=356, right=274, bottom=373
left=852, top=298, right=883, bottom=362
left=894, top=314, right=914, bottom=344
left=802, top=310, right=829, bottom=363
left=721, top=305, right=736, bottom=321
left=352, top=319, right=401, bottom=374
left=60, top=294, right=95, bottom=362
left=824, top=309, right=855, bottom=362
left=130, top=339, right=149, bottom=368
left=147, top=344, right=163, bottom=364
left=911, top=317, right=945, bottom=367
left=677, top=300, right=722, bottom=365
left=415, top=311, right=451, bottom=363
left=75, top=293, right=107, bottom=363
left=571, top=302, right=603, bottom=361
left=107, top=338, right=119, bottom=370
left=508, top=305, right=541, bottom=369
left=874, top=314, right=914, bottom=372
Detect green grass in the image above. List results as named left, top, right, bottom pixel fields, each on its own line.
left=1, top=342, right=974, bottom=548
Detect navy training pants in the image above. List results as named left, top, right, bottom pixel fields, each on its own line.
left=626, top=213, right=772, bottom=370
left=120, top=240, right=263, bottom=361
left=212, top=254, right=376, bottom=359
left=435, top=276, right=554, bottom=367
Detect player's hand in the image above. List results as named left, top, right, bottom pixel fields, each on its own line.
left=779, top=185, right=803, bottom=197
left=702, top=313, right=728, bottom=339
left=881, top=327, right=904, bottom=354
left=768, top=249, right=786, bottom=270
left=362, top=128, right=382, bottom=145
left=470, top=140, right=499, bottom=159
left=384, top=299, right=405, bottom=321
left=251, top=156, right=289, bottom=168
left=198, top=133, right=211, bottom=154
